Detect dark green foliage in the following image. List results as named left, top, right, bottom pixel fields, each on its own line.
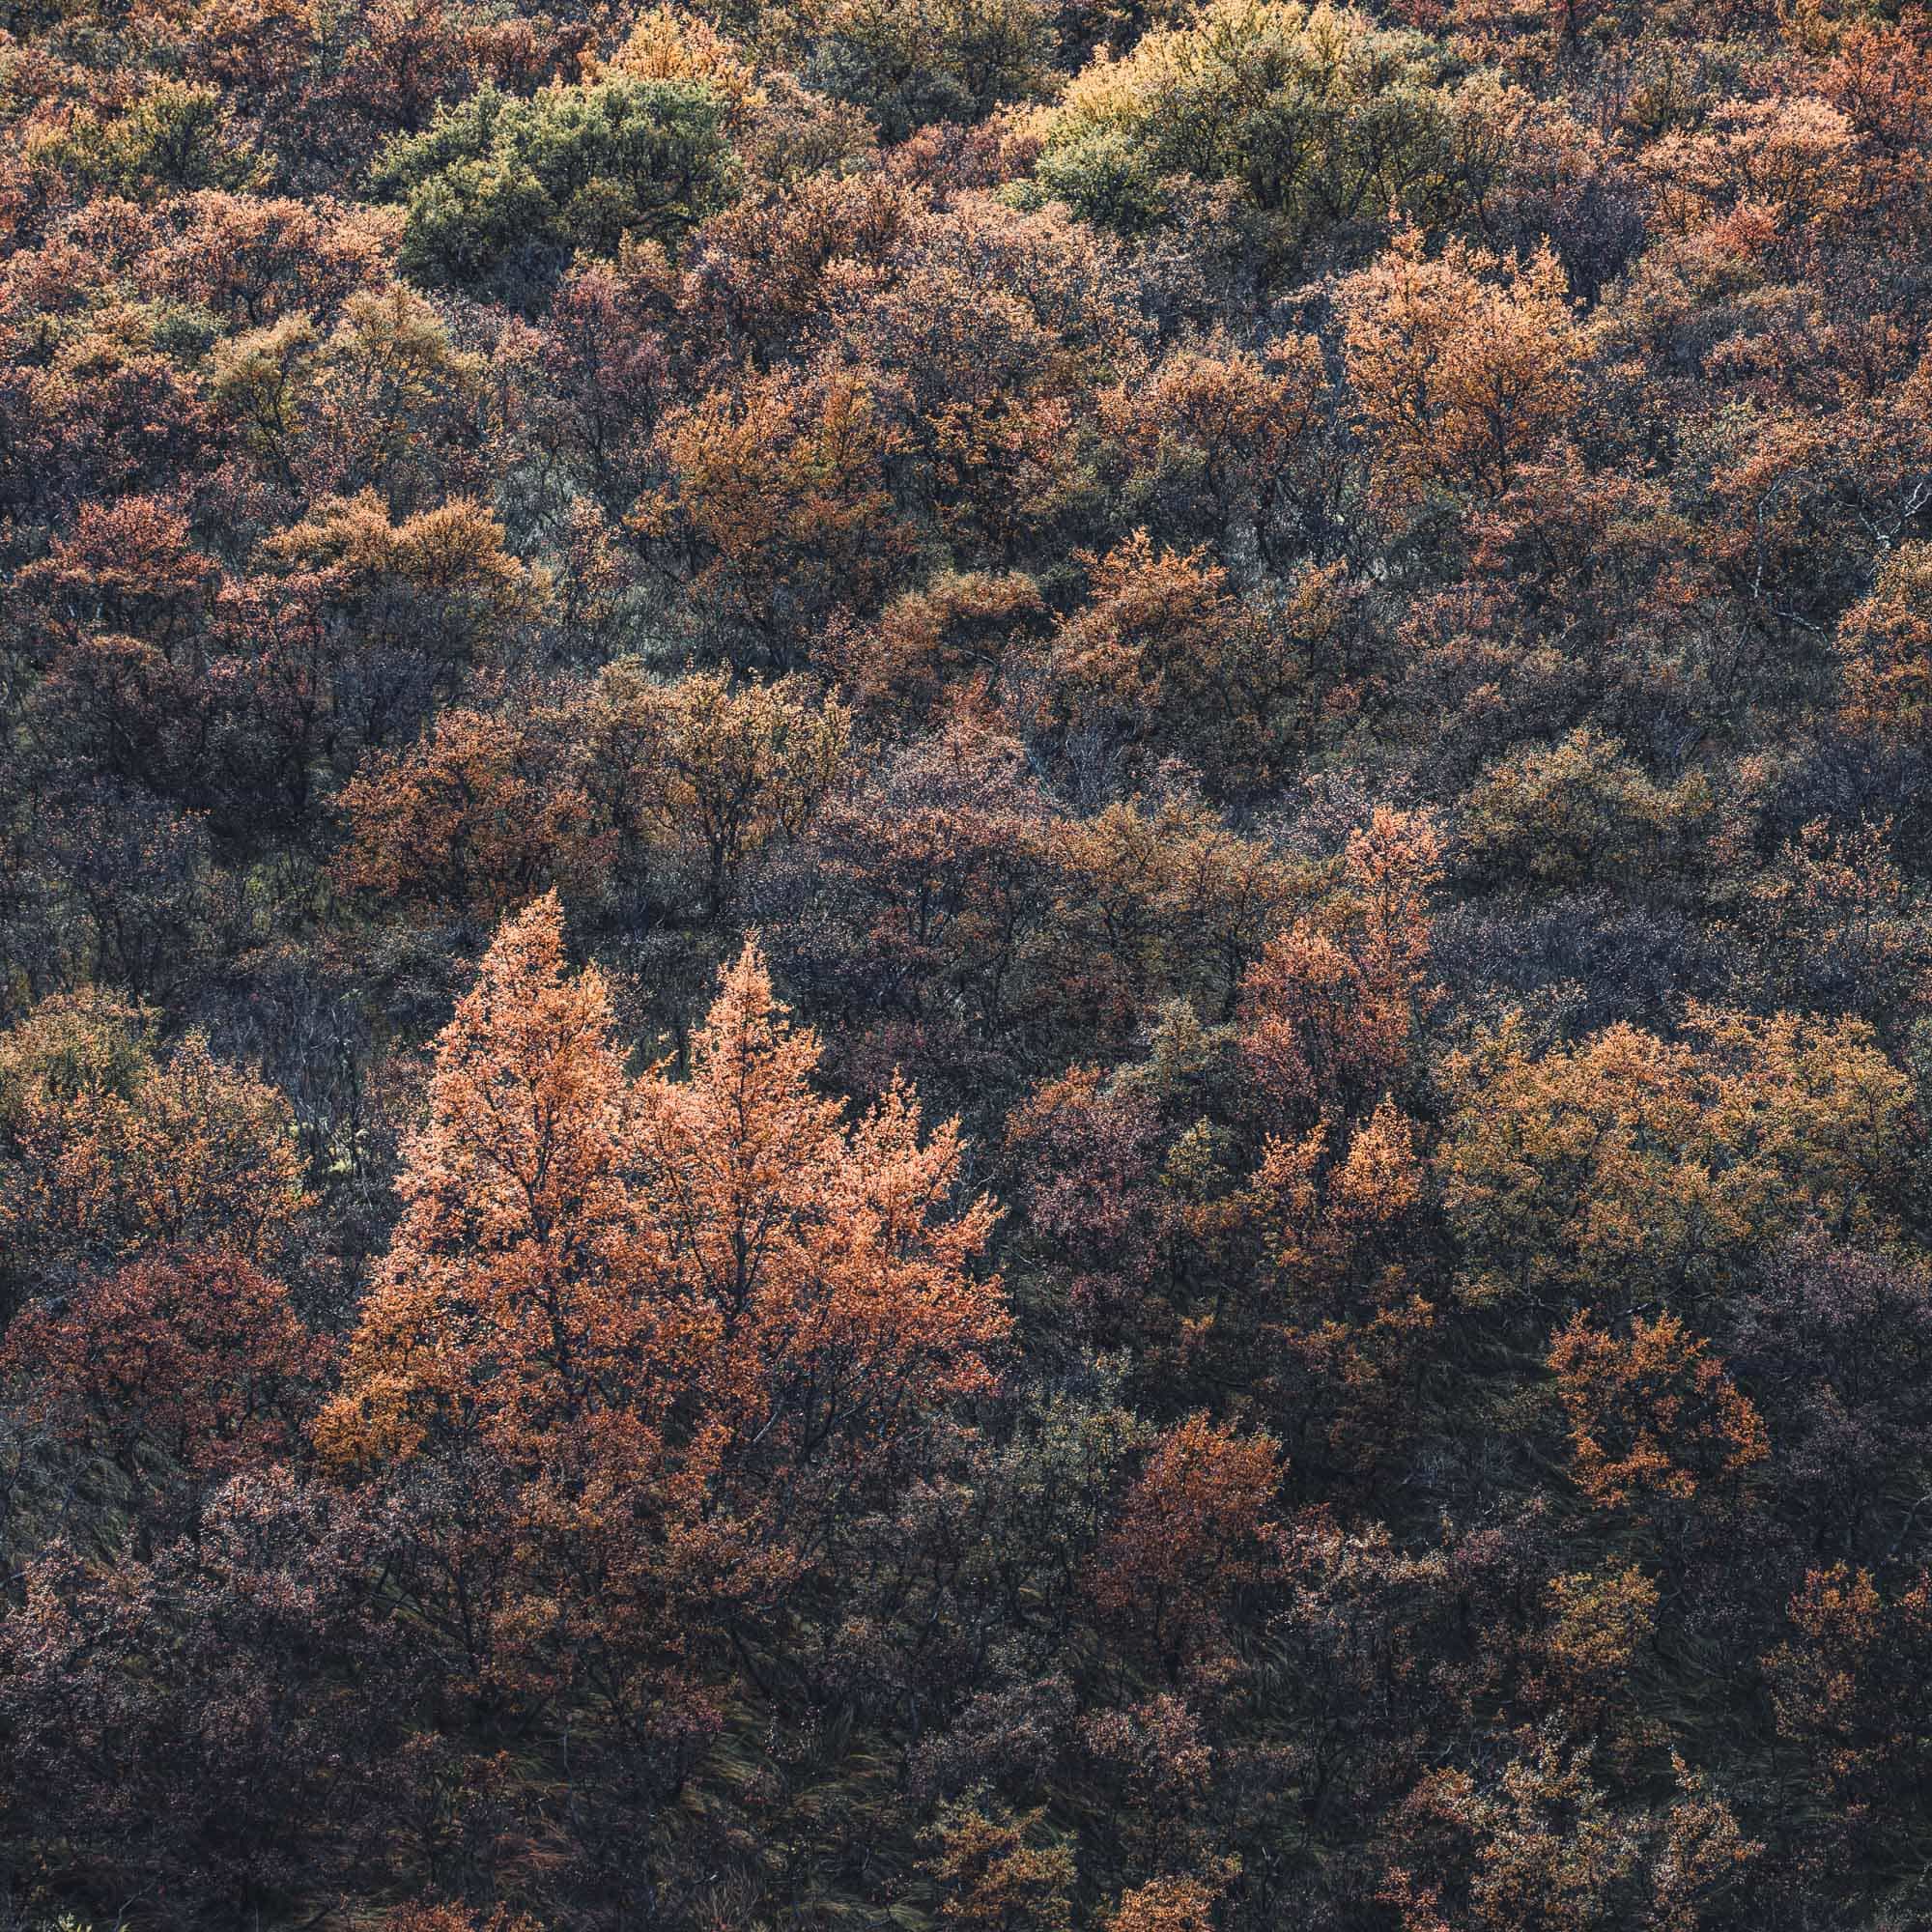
left=372, top=78, right=738, bottom=304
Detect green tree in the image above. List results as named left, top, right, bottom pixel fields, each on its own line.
left=372, top=78, right=738, bottom=305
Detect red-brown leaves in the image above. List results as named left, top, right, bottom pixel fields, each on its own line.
left=3, top=1247, right=327, bottom=1479
left=1240, top=808, right=1443, bottom=1125
left=633, top=366, right=915, bottom=670
left=1339, top=226, right=1581, bottom=515
left=1094, top=1411, right=1284, bottom=1675
left=1, top=992, right=311, bottom=1299
left=334, top=703, right=605, bottom=915
left=1767, top=1564, right=1932, bottom=1833
left=315, top=894, right=663, bottom=1468
left=635, top=939, right=1007, bottom=1484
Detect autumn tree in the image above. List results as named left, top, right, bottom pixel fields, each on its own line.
left=1438, top=1009, right=1915, bottom=1312
left=0, top=991, right=310, bottom=1310
left=1248, top=1095, right=1437, bottom=1479
left=1536, top=1565, right=1660, bottom=1719
left=1092, top=1411, right=1284, bottom=1678
left=1547, top=1311, right=1768, bottom=1511
left=633, top=366, right=915, bottom=671
left=580, top=661, right=850, bottom=923
left=212, top=288, right=494, bottom=517
left=2, top=1247, right=328, bottom=1511
left=1005, top=1064, right=1167, bottom=1339
left=317, top=896, right=1006, bottom=1738
left=314, top=895, right=670, bottom=1470
left=844, top=568, right=1047, bottom=726
left=1338, top=225, right=1582, bottom=517
left=13, top=492, right=215, bottom=662
left=1835, top=540, right=1932, bottom=745
left=631, top=937, right=1007, bottom=1514
left=333, top=700, right=604, bottom=917
left=1381, top=1733, right=1759, bottom=1932
left=757, top=717, right=1064, bottom=1101
left=1765, top=1565, right=1932, bottom=1865
left=820, top=193, right=1131, bottom=564
left=1239, top=807, right=1444, bottom=1126
left=923, top=1791, right=1078, bottom=1932
left=1106, top=1874, right=1220, bottom=1932
left=243, top=489, right=542, bottom=758
left=1459, top=728, right=1702, bottom=891
left=1735, top=816, right=1932, bottom=1029
left=1098, top=331, right=1338, bottom=567
left=1026, top=535, right=1307, bottom=796
left=1047, top=787, right=1302, bottom=1035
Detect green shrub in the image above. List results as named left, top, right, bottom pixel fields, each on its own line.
left=1034, top=0, right=1495, bottom=278
left=371, top=77, right=738, bottom=306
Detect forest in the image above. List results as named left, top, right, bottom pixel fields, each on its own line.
left=4, top=0, right=1932, bottom=1923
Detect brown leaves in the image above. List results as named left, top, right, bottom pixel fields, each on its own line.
left=923, top=1791, right=1077, bottom=1932
left=1766, top=1564, right=1932, bottom=1821
left=636, top=939, right=1006, bottom=1476
left=1239, top=807, right=1443, bottom=1125
left=1010, top=528, right=1340, bottom=798
left=0, top=992, right=311, bottom=1300
left=1438, top=1009, right=1915, bottom=1309
left=1835, top=539, right=1932, bottom=742
left=1339, top=225, right=1581, bottom=515
left=582, top=661, right=850, bottom=923
left=632, top=366, right=914, bottom=670
left=1383, top=1733, right=1758, bottom=1932
left=1106, top=1874, right=1220, bottom=1932
left=1093, top=1410, right=1284, bottom=1674
left=315, top=894, right=665, bottom=1467
left=334, top=701, right=604, bottom=915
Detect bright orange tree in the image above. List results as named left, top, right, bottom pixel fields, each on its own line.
left=317, top=894, right=1007, bottom=1727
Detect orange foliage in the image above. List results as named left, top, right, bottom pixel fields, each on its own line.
left=319, top=895, right=1006, bottom=1505
left=1548, top=1312, right=1769, bottom=1509
left=1100, top=331, right=1332, bottom=563
left=1256, top=1097, right=1424, bottom=1290
left=1106, top=1874, right=1219, bottom=1932
left=1439, top=1009, right=1915, bottom=1307
left=1384, top=1733, right=1758, bottom=1932
left=333, top=703, right=603, bottom=915
left=1766, top=1564, right=1932, bottom=1829
left=1339, top=226, right=1580, bottom=513
left=634, top=367, right=915, bottom=669
left=1094, top=1410, right=1283, bottom=1673
left=314, top=894, right=668, bottom=1468
left=1, top=991, right=310, bottom=1293
left=1835, top=540, right=1932, bottom=741
left=924, top=1794, right=1077, bottom=1932
left=1033, top=532, right=1299, bottom=789
left=581, top=661, right=850, bottom=922
left=1240, top=808, right=1443, bottom=1123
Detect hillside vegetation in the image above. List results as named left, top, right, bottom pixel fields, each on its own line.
left=5, top=0, right=1932, bottom=1927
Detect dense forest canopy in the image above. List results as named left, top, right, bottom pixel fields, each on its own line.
left=5, top=0, right=1932, bottom=1925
